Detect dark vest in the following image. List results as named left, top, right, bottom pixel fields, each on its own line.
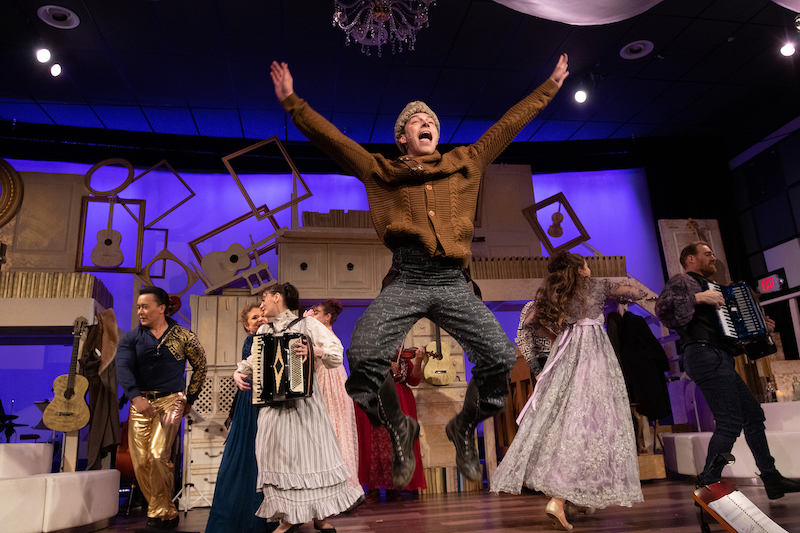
left=675, top=272, right=726, bottom=348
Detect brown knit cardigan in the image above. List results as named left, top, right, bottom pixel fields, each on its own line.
left=282, top=78, right=559, bottom=268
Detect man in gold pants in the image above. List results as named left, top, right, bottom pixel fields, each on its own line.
left=116, top=286, right=207, bottom=530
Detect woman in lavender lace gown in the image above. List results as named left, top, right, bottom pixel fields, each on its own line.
left=491, top=252, right=644, bottom=530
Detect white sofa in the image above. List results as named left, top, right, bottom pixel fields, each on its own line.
left=662, top=402, right=800, bottom=480
left=0, top=443, right=120, bottom=533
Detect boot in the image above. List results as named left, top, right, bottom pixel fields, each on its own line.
left=760, top=470, right=800, bottom=500
left=377, top=373, right=419, bottom=488
left=445, top=381, right=487, bottom=482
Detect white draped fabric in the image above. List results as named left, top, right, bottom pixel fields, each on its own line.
left=772, top=0, right=800, bottom=12
left=493, top=0, right=799, bottom=26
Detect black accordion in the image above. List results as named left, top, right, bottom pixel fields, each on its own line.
left=251, top=331, right=313, bottom=404
left=706, top=281, right=776, bottom=358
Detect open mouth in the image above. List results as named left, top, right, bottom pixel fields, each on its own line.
left=419, top=131, right=432, bottom=141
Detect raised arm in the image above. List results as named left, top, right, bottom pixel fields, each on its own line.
left=470, top=54, right=568, bottom=170
left=271, top=60, right=381, bottom=182
left=271, top=61, right=294, bottom=102
left=602, top=278, right=647, bottom=304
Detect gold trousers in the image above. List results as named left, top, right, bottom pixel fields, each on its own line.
left=128, top=392, right=185, bottom=520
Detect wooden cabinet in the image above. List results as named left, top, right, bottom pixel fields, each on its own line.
left=277, top=229, right=392, bottom=300
left=191, top=295, right=257, bottom=367
left=186, top=294, right=259, bottom=506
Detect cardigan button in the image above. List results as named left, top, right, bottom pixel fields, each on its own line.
left=426, top=184, right=432, bottom=190
left=428, top=210, right=435, bottom=217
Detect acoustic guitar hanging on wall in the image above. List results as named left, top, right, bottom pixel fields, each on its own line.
left=90, top=196, right=124, bottom=268
left=43, top=317, right=91, bottom=433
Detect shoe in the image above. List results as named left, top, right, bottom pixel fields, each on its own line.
left=145, top=518, right=161, bottom=530
left=565, top=502, right=596, bottom=516
left=545, top=499, right=573, bottom=531
left=445, top=381, right=484, bottom=482
left=386, top=489, right=403, bottom=502
left=344, top=493, right=366, bottom=513
left=365, top=489, right=380, bottom=504
left=159, top=516, right=179, bottom=530
left=760, top=470, right=800, bottom=500
left=313, top=518, right=337, bottom=532
left=377, top=373, right=420, bottom=488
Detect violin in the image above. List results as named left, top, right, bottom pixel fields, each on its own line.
left=548, top=203, right=564, bottom=238
left=393, top=348, right=418, bottom=362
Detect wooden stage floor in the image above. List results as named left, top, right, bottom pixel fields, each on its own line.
left=109, top=479, right=800, bottom=533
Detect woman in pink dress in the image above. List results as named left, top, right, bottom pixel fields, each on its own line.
left=305, top=299, right=362, bottom=492
left=355, top=346, right=427, bottom=502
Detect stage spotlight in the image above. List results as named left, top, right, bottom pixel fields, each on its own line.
left=781, top=43, right=796, bottom=56
left=574, top=89, right=587, bottom=104
left=36, top=48, right=51, bottom=63
left=50, top=63, right=62, bottom=77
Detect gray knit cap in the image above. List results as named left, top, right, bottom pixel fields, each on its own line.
left=394, top=101, right=440, bottom=154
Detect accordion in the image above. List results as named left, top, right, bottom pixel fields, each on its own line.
left=251, top=331, right=313, bottom=404
left=706, top=281, right=775, bottom=355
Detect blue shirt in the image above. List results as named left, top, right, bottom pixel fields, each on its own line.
left=116, top=317, right=207, bottom=405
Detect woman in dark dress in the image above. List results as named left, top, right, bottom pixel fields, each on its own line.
left=206, top=303, right=272, bottom=533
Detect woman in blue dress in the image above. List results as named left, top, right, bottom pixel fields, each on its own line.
left=206, top=302, right=272, bottom=533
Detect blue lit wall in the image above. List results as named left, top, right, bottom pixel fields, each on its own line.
left=532, top=168, right=664, bottom=295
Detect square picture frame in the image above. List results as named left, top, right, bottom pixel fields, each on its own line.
left=522, top=192, right=589, bottom=255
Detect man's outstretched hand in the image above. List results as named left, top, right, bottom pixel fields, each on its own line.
left=271, top=61, right=294, bottom=102
left=549, top=53, right=569, bottom=88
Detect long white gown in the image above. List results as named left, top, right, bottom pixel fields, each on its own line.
left=491, top=278, right=645, bottom=509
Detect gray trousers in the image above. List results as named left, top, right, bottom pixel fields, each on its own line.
left=345, top=247, right=516, bottom=424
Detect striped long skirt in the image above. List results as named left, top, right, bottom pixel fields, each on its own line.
left=254, top=391, right=364, bottom=524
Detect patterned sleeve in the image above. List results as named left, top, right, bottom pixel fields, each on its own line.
left=601, top=278, right=647, bottom=304
left=515, top=301, right=550, bottom=376
left=515, top=301, right=536, bottom=361
left=655, top=274, right=700, bottom=329
left=183, top=331, right=207, bottom=406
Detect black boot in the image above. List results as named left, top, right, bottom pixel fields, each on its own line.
left=760, top=470, right=800, bottom=500
left=445, top=381, right=487, bottom=482
left=377, top=373, right=419, bottom=488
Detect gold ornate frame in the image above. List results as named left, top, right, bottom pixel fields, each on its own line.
left=0, top=159, right=24, bottom=228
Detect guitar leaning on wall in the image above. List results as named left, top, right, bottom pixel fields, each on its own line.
left=423, top=324, right=456, bottom=386
left=43, top=317, right=91, bottom=432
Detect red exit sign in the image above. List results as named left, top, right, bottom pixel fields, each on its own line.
left=758, top=274, right=783, bottom=294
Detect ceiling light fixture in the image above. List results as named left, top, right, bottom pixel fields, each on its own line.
left=781, top=43, right=796, bottom=56
left=37, top=5, right=80, bottom=29
left=574, top=87, right=587, bottom=104
left=50, top=64, right=62, bottom=77
left=333, top=0, right=434, bottom=57
left=620, top=40, right=654, bottom=60
left=36, top=48, right=52, bottom=63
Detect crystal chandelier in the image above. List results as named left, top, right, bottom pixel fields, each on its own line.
left=333, top=0, right=435, bottom=57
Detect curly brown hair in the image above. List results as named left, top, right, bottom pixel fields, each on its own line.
left=314, top=299, right=343, bottom=325
left=532, top=252, right=588, bottom=333
left=240, top=302, right=261, bottom=333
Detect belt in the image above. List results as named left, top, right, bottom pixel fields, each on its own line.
left=140, top=391, right=174, bottom=401
left=683, top=340, right=733, bottom=354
